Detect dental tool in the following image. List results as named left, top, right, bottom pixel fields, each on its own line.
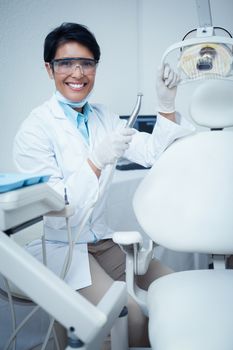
left=126, top=93, right=143, bottom=128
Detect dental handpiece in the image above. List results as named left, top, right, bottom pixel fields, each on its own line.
left=98, top=93, right=143, bottom=196
left=126, top=93, right=143, bottom=128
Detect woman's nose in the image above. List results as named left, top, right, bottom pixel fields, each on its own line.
left=71, top=65, right=84, bottom=78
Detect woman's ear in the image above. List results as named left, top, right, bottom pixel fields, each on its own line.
left=45, top=62, right=54, bottom=79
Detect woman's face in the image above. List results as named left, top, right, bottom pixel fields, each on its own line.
left=45, top=41, right=96, bottom=102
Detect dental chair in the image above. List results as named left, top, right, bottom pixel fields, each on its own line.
left=113, top=80, right=233, bottom=350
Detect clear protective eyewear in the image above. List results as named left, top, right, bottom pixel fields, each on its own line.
left=50, top=57, right=98, bottom=75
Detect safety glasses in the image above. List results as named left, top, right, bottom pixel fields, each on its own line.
left=50, top=57, right=98, bottom=75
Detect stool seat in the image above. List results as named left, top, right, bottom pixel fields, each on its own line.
left=147, top=270, right=233, bottom=350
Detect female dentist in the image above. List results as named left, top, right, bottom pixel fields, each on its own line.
left=13, top=22, right=194, bottom=349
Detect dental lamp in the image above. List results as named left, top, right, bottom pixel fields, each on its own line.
left=162, top=0, right=233, bottom=83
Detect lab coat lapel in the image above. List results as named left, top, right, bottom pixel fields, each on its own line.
left=48, top=95, right=89, bottom=148
left=87, top=107, right=99, bottom=150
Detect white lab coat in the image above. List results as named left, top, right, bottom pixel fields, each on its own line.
left=13, top=95, right=194, bottom=290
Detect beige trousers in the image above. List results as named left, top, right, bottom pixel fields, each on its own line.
left=55, top=239, right=172, bottom=349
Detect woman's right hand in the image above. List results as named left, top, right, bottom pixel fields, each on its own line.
left=89, top=127, right=135, bottom=170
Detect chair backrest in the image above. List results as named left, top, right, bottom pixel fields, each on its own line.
left=189, top=80, right=233, bottom=129
left=133, top=80, right=233, bottom=255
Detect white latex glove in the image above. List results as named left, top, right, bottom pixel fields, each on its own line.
left=156, top=64, right=180, bottom=113
left=89, top=127, right=135, bottom=170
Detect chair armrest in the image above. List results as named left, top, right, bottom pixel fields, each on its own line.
left=113, top=231, right=151, bottom=316
left=113, top=231, right=154, bottom=275
left=113, top=231, right=143, bottom=246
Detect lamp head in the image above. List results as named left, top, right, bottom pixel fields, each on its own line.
left=179, top=42, right=232, bottom=80
left=160, top=25, right=233, bottom=85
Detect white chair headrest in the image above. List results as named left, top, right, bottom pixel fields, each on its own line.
left=189, top=80, right=233, bottom=128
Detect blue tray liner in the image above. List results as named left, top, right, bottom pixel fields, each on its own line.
left=0, top=174, right=50, bottom=193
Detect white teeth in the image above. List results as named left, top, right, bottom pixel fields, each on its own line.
left=68, top=83, right=84, bottom=89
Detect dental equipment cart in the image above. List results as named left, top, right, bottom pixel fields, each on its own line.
left=0, top=178, right=128, bottom=350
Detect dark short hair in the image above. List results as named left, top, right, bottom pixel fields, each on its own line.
left=44, top=22, right=101, bottom=62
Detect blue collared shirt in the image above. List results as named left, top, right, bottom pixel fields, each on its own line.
left=59, top=102, right=92, bottom=143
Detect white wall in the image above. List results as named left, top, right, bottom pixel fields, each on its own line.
left=1, top=0, right=233, bottom=171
